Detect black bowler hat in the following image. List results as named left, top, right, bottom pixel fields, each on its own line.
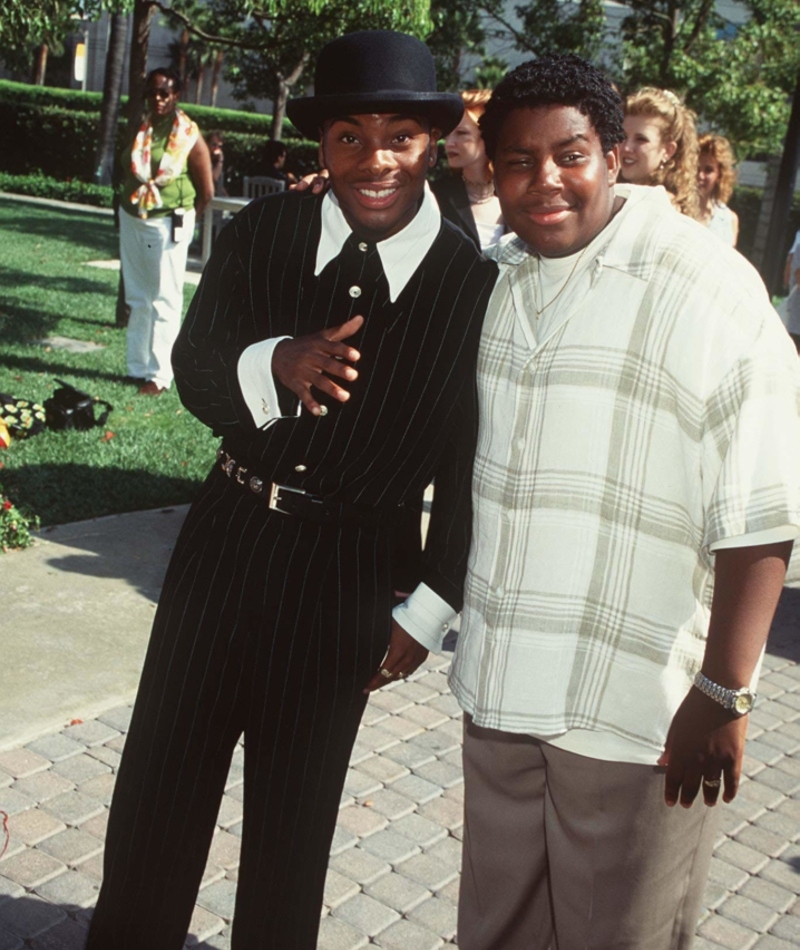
left=286, top=30, right=463, bottom=139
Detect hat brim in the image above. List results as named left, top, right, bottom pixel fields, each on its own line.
left=286, top=92, right=464, bottom=140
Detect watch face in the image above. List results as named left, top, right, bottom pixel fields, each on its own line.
left=734, top=692, right=754, bottom=715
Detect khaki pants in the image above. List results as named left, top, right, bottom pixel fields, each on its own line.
left=459, top=716, right=719, bottom=950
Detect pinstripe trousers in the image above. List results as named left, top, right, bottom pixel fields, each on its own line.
left=86, top=468, right=395, bottom=949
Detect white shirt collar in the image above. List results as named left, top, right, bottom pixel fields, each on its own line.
left=315, top=182, right=441, bottom=302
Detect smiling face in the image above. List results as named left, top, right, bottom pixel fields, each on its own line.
left=444, top=114, right=486, bottom=174
left=144, top=73, right=179, bottom=119
left=697, top=154, right=720, bottom=199
left=620, top=115, right=675, bottom=184
left=492, top=104, right=619, bottom=258
left=320, top=113, right=438, bottom=241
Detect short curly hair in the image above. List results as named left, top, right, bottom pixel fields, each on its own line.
left=479, top=53, right=624, bottom=160
left=698, top=133, right=737, bottom=205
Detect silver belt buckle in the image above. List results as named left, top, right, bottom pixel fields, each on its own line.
left=267, top=482, right=307, bottom=514
left=268, top=482, right=282, bottom=511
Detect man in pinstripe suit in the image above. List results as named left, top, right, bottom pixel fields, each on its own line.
left=85, top=31, right=497, bottom=950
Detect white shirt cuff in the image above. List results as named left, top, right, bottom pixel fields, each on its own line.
left=710, top=525, right=799, bottom=551
left=237, top=336, right=299, bottom=428
left=392, top=583, right=458, bottom=654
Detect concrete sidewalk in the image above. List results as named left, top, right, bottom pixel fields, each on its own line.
left=1, top=506, right=189, bottom=751
left=0, top=510, right=799, bottom=949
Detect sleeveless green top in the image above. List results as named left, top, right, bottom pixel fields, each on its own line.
left=120, top=113, right=197, bottom=218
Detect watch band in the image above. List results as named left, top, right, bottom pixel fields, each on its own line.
left=693, top=671, right=756, bottom=715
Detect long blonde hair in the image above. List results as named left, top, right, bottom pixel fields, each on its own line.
left=625, top=87, right=700, bottom=219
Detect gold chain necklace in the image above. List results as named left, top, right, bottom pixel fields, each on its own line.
left=534, top=246, right=589, bottom=317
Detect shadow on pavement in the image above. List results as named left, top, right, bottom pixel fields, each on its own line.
left=36, top=503, right=190, bottom=602
left=0, top=895, right=90, bottom=949
left=0, top=894, right=222, bottom=949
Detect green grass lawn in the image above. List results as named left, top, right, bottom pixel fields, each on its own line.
left=0, top=197, right=218, bottom=525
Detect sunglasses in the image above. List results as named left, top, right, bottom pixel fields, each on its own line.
left=145, top=88, right=173, bottom=99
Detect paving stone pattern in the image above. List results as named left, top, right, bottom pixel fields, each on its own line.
left=1, top=591, right=799, bottom=949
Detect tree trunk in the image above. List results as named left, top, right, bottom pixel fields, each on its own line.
left=194, top=63, right=205, bottom=105
left=750, top=154, right=783, bottom=274
left=125, top=0, right=156, bottom=135
left=33, top=43, right=48, bottom=85
left=210, top=48, right=224, bottom=108
left=759, top=67, right=800, bottom=295
left=660, top=0, right=679, bottom=86
left=271, top=80, right=288, bottom=141
left=177, top=28, right=190, bottom=85
left=271, top=54, right=308, bottom=140
left=94, top=13, right=129, bottom=186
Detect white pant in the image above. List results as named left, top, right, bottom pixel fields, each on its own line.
left=119, top=209, right=195, bottom=388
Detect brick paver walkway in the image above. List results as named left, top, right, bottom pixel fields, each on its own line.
left=1, top=587, right=798, bottom=950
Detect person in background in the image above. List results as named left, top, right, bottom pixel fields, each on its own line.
left=785, top=232, right=800, bottom=351
left=697, top=133, right=739, bottom=246
left=621, top=86, right=700, bottom=219
left=783, top=229, right=800, bottom=291
left=119, top=67, right=213, bottom=396
left=263, top=139, right=297, bottom=184
left=208, top=130, right=228, bottom=197
left=433, top=89, right=505, bottom=250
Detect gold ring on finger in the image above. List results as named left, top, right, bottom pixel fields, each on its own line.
left=379, top=667, right=393, bottom=679
left=702, top=778, right=721, bottom=788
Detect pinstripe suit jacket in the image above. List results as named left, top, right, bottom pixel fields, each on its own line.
left=173, top=191, right=497, bottom=612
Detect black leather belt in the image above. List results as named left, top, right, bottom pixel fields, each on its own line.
left=216, top=449, right=400, bottom=529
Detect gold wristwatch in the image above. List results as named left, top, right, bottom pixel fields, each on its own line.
left=693, top=671, right=756, bottom=716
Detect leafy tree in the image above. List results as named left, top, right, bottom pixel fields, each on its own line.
left=617, top=0, right=800, bottom=157
left=0, top=0, right=75, bottom=83
left=215, top=0, right=432, bottom=138
left=425, top=0, right=491, bottom=92
left=484, top=0, right=606, bottom=63
left=474, top=55, right=509, bottom=89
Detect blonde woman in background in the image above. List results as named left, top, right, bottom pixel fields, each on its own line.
left=433, top=89, right=505, bottom=250
left=621, top=86, right=700, bottom=219
left=697, top=133, right=739, bottom=246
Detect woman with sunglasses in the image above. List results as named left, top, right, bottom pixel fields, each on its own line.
left=118, top=67, right=213, bottom=396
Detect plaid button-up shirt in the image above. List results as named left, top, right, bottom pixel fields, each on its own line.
left=450, top=185, right=800, bottom=760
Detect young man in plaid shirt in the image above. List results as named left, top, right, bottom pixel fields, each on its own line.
left=447, top=54, right=800, bottom=949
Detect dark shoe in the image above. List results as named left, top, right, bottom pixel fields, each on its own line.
left=138, top=381, right=166, bottom=396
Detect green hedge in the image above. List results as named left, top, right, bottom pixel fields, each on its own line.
left=0, top=171, right=113, bottom=206
left=4, top=102, right=100, bottom=179
left=2, top=79, right=318, bottom=193
left=0, top=78, right=303, bottom=137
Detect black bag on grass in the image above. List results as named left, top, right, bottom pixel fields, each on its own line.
left=44, top=379, right=113, bottom=431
